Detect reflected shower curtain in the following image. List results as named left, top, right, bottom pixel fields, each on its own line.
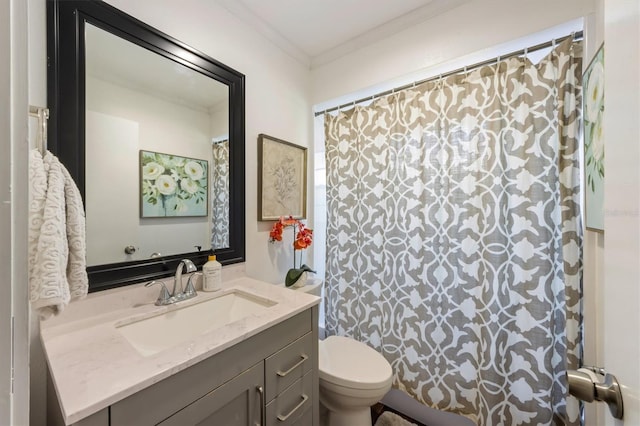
left=324, top=39, right=583, bottom=425
left=211, top=140, right=230, bottom=249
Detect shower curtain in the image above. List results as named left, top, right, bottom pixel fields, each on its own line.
left=324, top=39, right=583, bottom=425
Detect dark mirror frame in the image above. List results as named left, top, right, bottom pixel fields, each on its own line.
left=47, top=0, right=245, bottom=292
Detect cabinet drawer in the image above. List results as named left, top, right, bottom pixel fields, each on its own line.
left=265, top=332, right=313, bottom=401
left=266, top=371, right=312, bottom=426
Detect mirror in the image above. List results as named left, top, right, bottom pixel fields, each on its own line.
left=47, top=0, right=245, bottom=291
left=85, top=23, right=230, bottom=265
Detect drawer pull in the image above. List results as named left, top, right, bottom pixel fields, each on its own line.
left=276, top=354, right=308, bottom=377
left=277, top=394, right=308, bottom=422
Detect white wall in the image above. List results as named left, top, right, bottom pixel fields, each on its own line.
left=583, top=1, right=606, bottom=423
left=105, top=0, right=314, bottom=284
left=602, top=0, right=640, bottom=423
left=312, top=0, right=593, bottom=107
left=210, top=100, right=229, bottom=141
left=0, top=3, right=14, bottom=422
left=26, top=0, right=48, bottom=424
left=1, top=1, right=30, bottom=424
left=3, top=0, right=41, bottom=423
left=86, top=77, right=215, bottom=264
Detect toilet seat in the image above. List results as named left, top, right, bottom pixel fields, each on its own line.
left=319, top=335, right=392, bottom=390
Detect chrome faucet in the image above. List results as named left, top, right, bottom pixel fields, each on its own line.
left=173, top=259, right=197, bottom=299
left=145, top=259, right=198, bottom=306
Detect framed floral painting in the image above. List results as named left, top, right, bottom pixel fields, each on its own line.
left=583, top=43, right=604, bottom=232
left=258, top=134, right=307, bottom=221
left=140, top=150, right=208, bottom=218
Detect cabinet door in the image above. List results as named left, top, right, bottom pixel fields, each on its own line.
left=159, top=362, right=264, bottom=426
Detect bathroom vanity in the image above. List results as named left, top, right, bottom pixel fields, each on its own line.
left=41, top=273, right=320, bottom=426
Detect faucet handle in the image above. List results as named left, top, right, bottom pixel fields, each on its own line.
left=145, top=280, right=172, bottom=306
left=183, top=272, right=201, bottom=299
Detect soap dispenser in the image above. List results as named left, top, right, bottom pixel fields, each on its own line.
left=202, top=255, right=222, bottom=292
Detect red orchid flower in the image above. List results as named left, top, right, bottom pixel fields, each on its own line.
left=269, top=221, right=284, bottom=242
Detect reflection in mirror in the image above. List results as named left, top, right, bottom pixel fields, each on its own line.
left=84, top=23, right=230, bottom=266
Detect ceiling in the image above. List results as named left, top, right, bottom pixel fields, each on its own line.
left=215, top=0, right=471, bottom=68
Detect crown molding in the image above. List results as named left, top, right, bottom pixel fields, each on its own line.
left=217, top=0, right=472, bottom=70
left=215, top=0, right=311, bottom=67
left=311, top=0, right=472, bottom=68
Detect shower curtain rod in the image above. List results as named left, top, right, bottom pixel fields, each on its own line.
left=314, top=30, right=583, bottom=117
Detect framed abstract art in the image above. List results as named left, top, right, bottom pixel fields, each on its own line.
left=258, top=134, right=307, bottom=221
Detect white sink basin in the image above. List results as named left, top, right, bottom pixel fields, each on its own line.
left=117, top=290, right=277, bottom=356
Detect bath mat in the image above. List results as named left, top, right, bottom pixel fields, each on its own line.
left=375, top=411, right=417, bottom=426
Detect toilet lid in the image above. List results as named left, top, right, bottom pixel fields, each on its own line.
left=319, top=336, right=392, bottom=390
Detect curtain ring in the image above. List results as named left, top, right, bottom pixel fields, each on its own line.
left=523, top=47, right=528, bottom=60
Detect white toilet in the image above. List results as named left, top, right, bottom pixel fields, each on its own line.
left=318, top=335, right=393, bottom=426
left=282, top=279, right=393, bottom=426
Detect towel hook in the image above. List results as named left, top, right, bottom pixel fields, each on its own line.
left=29, top=105, right=49, bottom=154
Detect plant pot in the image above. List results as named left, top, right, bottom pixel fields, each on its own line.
left=285, top=269, right=307, bottom=288
left=290, top=271, right=307, bottom=288
left=285, top=265, right=315, bottom=288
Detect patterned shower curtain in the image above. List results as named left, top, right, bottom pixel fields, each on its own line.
left=324, top=39, right=583, bottom=425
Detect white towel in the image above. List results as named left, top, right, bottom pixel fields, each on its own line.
left=29, top=150, right=88, bottom=318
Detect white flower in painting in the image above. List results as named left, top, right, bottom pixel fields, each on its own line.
left=142, top=162, right=164, bottom=180
left=175, top=199, right=188, bottom=213
left=170, top=169, right=181, bottom=181
left=180, top=178, right=199, bottom=194
left=164, top=156, right=185, bottom=169
left=591, top=111, right=604, bottom=162
left=585, top=61, right=604, bottom=123
left=155, top=175, right=177, bottom=195
left=184, top=161, right=204, bottom=180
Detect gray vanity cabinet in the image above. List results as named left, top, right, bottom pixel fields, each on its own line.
left=158, top=362, right=263, bottom=425
left=51, top=306, right=319, bottom=426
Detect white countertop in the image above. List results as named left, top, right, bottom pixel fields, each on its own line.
left=40, top=269, right=320, bottom=425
